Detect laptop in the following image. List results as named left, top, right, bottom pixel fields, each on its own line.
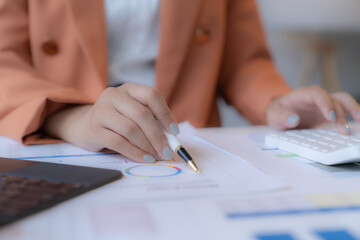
left=0, top=157, right=122, bottom=227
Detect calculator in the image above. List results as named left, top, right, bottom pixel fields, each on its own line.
left=265, top=128, right=360, bottom=165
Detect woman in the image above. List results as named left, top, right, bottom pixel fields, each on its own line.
left=0, top=0, right=358, bottom=163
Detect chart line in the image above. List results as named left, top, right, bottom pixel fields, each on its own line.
left=17, top=152, right=119, bottom=160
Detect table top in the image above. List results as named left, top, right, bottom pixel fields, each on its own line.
left=1, top=124, right=360, bottom=240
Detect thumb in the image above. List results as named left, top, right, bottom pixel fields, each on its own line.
left=267, top=102, right=300, bottom=130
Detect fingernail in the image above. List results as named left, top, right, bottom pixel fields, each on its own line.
left=144, top=154, right=155, bottom=163
left=162, top=146, right=173, bottom=160
left=287, top=115, right=299, bottom=125
left=343, top=123, right=350, bottom=133
left=329, top=110, right=336, bottom=122
left=169, top=123, right=180, bottom=135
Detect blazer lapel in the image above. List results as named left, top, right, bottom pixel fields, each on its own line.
left=156, top=0, right=202, bottom=100
left=65, top=0, right=108, bottom=86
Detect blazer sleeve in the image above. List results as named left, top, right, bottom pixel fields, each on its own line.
left=219, top=0, right=292, bottom=125
left=0, top=1, right=92, bottom=144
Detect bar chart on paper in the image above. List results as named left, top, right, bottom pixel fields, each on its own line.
left=255, top=229, right=358, bottom=240
left=208, top=192, right=360, bottom=240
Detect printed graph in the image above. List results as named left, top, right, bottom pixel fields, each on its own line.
left=256, top=229, right=358, bottom=240
left=125, top=164, right=182, bottom=178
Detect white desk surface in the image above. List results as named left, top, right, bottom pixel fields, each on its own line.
left=1, top=124, right=360, bottom=240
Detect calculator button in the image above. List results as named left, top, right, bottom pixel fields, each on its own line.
left=300, top=142, right=310, bottom=147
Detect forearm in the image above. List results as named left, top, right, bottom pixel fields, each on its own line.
left=43, top=105, right=92, bottom=146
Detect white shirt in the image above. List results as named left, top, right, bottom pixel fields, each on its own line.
left=104, top=0, right=160, bottom=87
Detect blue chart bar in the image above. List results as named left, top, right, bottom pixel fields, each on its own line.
left=227, top=206, right=360, bottom=219
left=256, top=233, right=296, bottom=240
left=261, top=148, right=279, bottom=151
left=315, top=230, right=358, bottom=240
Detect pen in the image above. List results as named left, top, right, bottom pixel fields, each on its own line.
left=163, top=130, right=200, bottom=173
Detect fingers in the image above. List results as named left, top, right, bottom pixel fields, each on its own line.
left=112, top=95, right=174, bottom=161
left=97, top=128, right=155, bottom=164
left=84, top=85, right=178, bottom=163
left=308, top=86, right=336, bottom=122
left=307, top=87, right=349, bottom=134
left=332, top=92, right=360, bottom=121
left=126, top=84, right=180, bottom=135
left=267, top=98, right=300, bottom=130
left=99, top=108, right=158, bottom=159
left=267, top=86, right=355, bottom=135
left=108, top=84, right=179, bottom=161
left=332, top=98, right=350, bottom=135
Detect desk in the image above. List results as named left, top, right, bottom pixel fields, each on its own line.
left=1, top=125, right=360, bottom=240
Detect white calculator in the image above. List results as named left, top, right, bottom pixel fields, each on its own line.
left=265, top=128, right=360, bottom=165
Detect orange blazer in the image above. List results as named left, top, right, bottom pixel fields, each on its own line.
left=0, top=0, right=291, bottom=144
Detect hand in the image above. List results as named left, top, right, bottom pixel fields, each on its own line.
left=267, top=86, right=360, bottom=134
left=43, top=83, right=179, bottom=163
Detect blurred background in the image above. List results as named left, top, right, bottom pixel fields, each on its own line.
left=219, top=0, right=360, bottom=127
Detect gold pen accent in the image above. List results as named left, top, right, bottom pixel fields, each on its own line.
left=176, top=145, right=200, bottom=174
left=187, top=160, right=200, bottom=174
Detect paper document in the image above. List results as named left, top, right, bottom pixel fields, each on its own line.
left=0, top=123, right=285, bottom=201
left=197, top=126, right=360, bottom=189
left=2, top=124, right=360, bottom=240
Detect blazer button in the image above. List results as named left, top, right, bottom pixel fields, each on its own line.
left=42, top=38, right=59, bottom=55
left=194, top=27, right=210, bottom=44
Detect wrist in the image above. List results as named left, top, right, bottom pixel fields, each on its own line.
left=43, top=104, right=92, bottom=142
